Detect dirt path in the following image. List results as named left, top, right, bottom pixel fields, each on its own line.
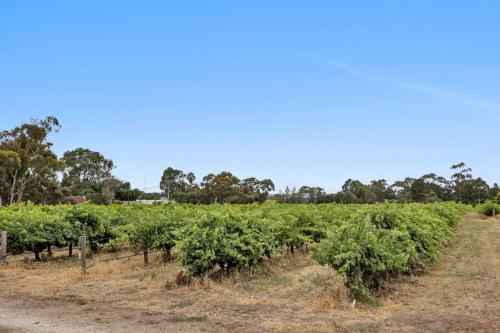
left=0, top=296, right=205, bottom=333
left=1, top=214, right=499, bottom=332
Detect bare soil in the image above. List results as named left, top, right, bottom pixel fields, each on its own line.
left=1, top=213, right=499, bottom=332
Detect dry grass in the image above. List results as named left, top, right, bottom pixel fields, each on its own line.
left=1, top=248, right=353, bottom=332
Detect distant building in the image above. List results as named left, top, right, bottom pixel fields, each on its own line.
left=136, top=197, right=170, bottom=205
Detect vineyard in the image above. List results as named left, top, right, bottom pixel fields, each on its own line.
left=476, top=200, right=499, bottom=217
left=0, top=202, right=469, bottom=299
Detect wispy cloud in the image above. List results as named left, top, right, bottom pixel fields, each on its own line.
left=326, top=59, right=500, bottom=113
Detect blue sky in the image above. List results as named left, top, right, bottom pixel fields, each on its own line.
left=1, top=1, right=499, bottom=192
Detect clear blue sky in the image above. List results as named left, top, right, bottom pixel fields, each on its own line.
left=1, top=1, right=499, bottom=192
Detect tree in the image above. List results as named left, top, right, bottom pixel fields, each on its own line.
left=0, top=116, right=63, bottom=204
left=0, top=150, right=21, bottom=205
left=421, top=173, right=451, bottom=201
left=186, top=172, right=196, bottom=187
left=160, top=167, right=186, bottom=201
left=297, top=186, right=326, bottom=203
left=451, top=162, right=472, bottom=183
left=138, top=192, right=162, bottom=200
left=450, top=163, right=489, bottom=205
left=240, top=177, right=275, bottom=202
left=489, top=183, right=499, bottom=201
left=61, top=148, right=115, bottom=195
left=409, top=178, right=432, bottom=202
left=99, top=176, right=121, bottom=204
left=392, top=174, right=450, bottom=203
left=115, top=181, right=142, bottom=201
left=391, top=178, right=415, bottom=203
left=23, top=171, right=63, bottom=204
left=331, top=191, right=358, bottom=204
left=158, top=169, right=276, bottom=204
left=341, top=179, right=376, bottom=203
left=208, top=171, right=240, bottom=203
left=454, top=177, right=490, bottom=205
left=369, top=179, right=395, bottom=202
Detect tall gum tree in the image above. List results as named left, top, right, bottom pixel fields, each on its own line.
left=0, top=116, right=62, bottom=204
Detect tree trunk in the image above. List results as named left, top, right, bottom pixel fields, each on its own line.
left=143, top=251, right=149, bottom=266
left=47, top=245, right=52, bottom=256
left=9, top=170, right=18, bottom=204
left=34, top=251, right=41, bottom=261
left=69, top=243, right=73, bottom=257
left=162, top=248, right=171, bottom=263
left=16, top=179, right=26, bottom=204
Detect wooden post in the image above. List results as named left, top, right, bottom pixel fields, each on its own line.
left=493, top=209, right=496, bottom=217
left=143, top=251, right=149, bottom=266
left=0, top=231, right=6, bottom=262
left=79, top=236, right=86, bottom=274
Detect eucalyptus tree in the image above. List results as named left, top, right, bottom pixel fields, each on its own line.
left=0, top=116, right=63, bottom=204
left=160, top=167, right=186, bottom=201
left=61, top=147, right=115, bottom=195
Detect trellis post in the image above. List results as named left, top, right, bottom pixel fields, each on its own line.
left=79, top=236, right=86, bottom=274
left=0, top=231, right=6, bottom=262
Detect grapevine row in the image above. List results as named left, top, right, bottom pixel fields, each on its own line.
left=0, top=202, right=469, bottom=298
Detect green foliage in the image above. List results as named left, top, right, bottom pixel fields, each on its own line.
left=0, top=203, right=68, bottom=259
left=0, top=116, right=63, bottom=204
left=127, top=206, right=181, bottom=259
left=114, top=181, right=142, bottom=201
left=476, top=201, right=499, bottom=216
left=273, top=211, right=325, bottom=252
left=66, top=205, right=117, bottom=251
left=313, top=215, right=415, bottom=300
left=0, top=202, right=468, bottom=300
left=311, top=203, right=469, bottom=300
left=177, top=211, right=276, bottom=276
left=61, top=147, right=114, bottom=196
left=159, top=167, right=275, bottom=204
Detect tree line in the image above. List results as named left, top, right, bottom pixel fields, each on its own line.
left=159, top=167, right=275, bottom=204
left=0, top=116, right=141, bottom=205
left=272, top=164, right=499, bottom=205
left=0, top=116, right=498, bottom=205
left=0, top=116, right=275, bottom=205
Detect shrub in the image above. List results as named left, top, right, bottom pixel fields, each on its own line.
left=312, top=203, right=468, bottom=300
left=476, top=201, right=499, bottom=216
left=177, top=212, right=276, bottom=276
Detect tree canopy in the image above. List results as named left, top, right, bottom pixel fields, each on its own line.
left=61, top=148, right=114, bottom=194
left=159, top=167, right=275, bottom=204
left=0, top=116, right=63, bottom=204
left=274, top=162, right=493, bottom=205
